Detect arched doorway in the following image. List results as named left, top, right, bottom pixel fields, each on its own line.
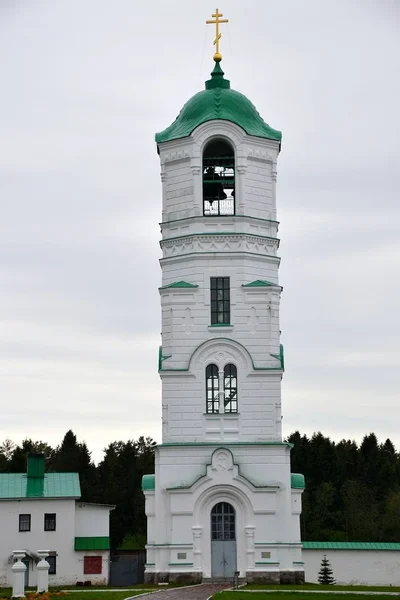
left=211, top=501, right=237, bottom=579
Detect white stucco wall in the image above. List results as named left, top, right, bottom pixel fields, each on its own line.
left=0, top=498, right=112, bottom=587
left=304, top=549, right=400, bottom=586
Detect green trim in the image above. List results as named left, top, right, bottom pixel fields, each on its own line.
left=209, top=323, right=232, bottom=327
left=271, top=344, right=285, bottom=371
left=74, top=537, right=110, bottom=551
left=147, top=543, right=193, bottom=547
left=291, top=473, right=305, bottom=489
left=293, top=562, right=305, bottom=565
left=145, top=563, right=155, bottom=566
left=168, top=563, right=194, bottom=566
left=161, top=251, right=281, bottom=263
left=254, top=542, right=302, bottom=546
left=161, top=232, right=279, bottom=244
left=242, top=280, right=279, bottom=288
left=159, top=441, right=292, bottom=448
left=142, top=474, right=155, bottom=491
left=158, top=346, right=172, bottom=371
left=160, top=337, right=284, bottom=374
left=303, top=542, right=400, bottom=551
left=160, top=215, right=279, bottom=227
left=255, top=561, right=280, bottom=565
left=160, top=281, right=199, bottom=289
left=156, top=61, right=281, bottom=144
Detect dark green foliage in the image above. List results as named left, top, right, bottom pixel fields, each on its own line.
left=318, top=554, right=336, bottom=585
left=2, top=429, right=400, bottom=546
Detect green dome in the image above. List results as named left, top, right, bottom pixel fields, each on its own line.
left=155, top=62, right=282, bottom=144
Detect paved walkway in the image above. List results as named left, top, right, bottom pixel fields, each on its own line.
left=127, top=583, right=231, bottom=600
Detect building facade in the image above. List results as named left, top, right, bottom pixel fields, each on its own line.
left=142, top=58, right=305, bottom=584
left=0, top=454, right=113, bottom=587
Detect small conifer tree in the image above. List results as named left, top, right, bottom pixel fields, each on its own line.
left=318, top=554, right=336, bottom=585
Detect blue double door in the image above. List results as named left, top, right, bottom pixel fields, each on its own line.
left=211, top=502, right=237, bottom=579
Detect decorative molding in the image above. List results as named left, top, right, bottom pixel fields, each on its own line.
left=161, top=233, right=279, bottom=259
left=163, top=150, right=191, bottom=164
left=247, top=148, right=275, bottom=163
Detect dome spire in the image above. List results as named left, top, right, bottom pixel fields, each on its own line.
left=206, top=8, right=229, bottom=63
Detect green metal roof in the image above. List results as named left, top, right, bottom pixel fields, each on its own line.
left=156, top=62, right=281, bottom=144
left=291, top=473, right=305, bottom=489
left=142, top=474, right=155, bottom=491
left=0, top=473, right=81, bottom=499
left=160, top=281, right=199, bottom=289
left=242, top=280, right=280, bottom=288
left=75, top=537, right=110, bottom=551
left=303, top=542, right=400, bottom=551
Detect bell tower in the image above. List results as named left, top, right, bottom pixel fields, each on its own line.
left=143, top=11, right=305, bottom=585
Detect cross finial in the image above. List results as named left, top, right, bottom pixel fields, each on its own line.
left=206, top=8, right=229, bottom=63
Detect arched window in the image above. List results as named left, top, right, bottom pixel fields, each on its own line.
left=211, top=502, right=236, bottom=540
left=206, top=364, right=219, bottom=414
left=203, top=139, right=235, bottom=216
left=224, top=364, right=238, bottom=413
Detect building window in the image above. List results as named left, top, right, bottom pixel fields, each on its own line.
left=203, top=139, right=235, bottom=216
left=224, top=364, right=238, bottom=413
left=19, top=514, right=31, bottom=532
left=47, top=555, right=56, bottom=575
left=206, top=364, right=219, bottom=414
left=211, top=277, right=230, bottom=324
left=211, top=502, right=236, bottom=540
left=84, top=556, right=102, bottom=575
left=44, top=513, right=56, bottom=531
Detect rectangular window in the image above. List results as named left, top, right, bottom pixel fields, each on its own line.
left=47, top=555, right=56, bottom=575
left=44, top=513, right=56, bottom=531
left=19, top=514, right=31, bottom=532
left=210, top=277, right=230, bottom=325
left=84, top=556, right=102, bottom=575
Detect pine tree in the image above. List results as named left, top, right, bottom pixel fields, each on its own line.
left=318, top=554, right=336, bottom=585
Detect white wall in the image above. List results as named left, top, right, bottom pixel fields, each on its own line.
left=304, top=549, right=400, bottom=585
left=0, top=499, right=111, bottom=587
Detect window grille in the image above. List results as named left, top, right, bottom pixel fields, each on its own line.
left=224, top=364, right=238, bottom=413
left=44, top=513, right=56, bottom=531
left=206, top=364, right=219, bottom=413
left=19, top=514, right=31, bottom=532
left=211, top=277, right=230, bottom=325
left=47, top=555, right=56, bottom=575
left=211, top=502, right=236, bottom=540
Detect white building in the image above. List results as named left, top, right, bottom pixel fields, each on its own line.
left=142, top=54, right=305, bottom=584
left=0, top=454, right=113, bottom=587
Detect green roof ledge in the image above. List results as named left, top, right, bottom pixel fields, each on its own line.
left=291, top=473, right=305, bottom=489
left=156, top=61, right=282, bottom=144
left=142, top=474, right=155, bottom=491
left=160, top=281, right=199, bottom=289
left=242, top=280, right=282, bottom=289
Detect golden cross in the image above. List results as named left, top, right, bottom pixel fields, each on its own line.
left=206, top=8, right=229, bottom=62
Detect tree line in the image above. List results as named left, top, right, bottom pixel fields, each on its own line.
left=1, top=430, right=399, bottom=547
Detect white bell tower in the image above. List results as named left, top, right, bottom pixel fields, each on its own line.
left=142, top=19, right=304, bottom=584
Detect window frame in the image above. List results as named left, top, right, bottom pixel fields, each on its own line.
left=19, top=514, right=31, bottom=532
left=210, top=277, right=230, bottom=325
left=203, top=139, right=235, bottom=217
left=223, top=363, right=238, bottom=413
left=206, top=363, right=219, bottom=414
left=44, top=513, right=56, bottom=531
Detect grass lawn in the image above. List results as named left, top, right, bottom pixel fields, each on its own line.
left=212, top=594, right=400, bottom=600
left=245, top=585, right=400, bottom=592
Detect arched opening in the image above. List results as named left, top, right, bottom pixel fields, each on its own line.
left=206, top=364, right=219, bottom=414
left=203, top=139, right=235, bottom=216
left=211, top=502, right=237, bottom=578
left=224, top=364, right=238, bottom=413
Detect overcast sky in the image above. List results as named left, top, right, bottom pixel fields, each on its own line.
left=1, top=0, right=399, bottom=462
